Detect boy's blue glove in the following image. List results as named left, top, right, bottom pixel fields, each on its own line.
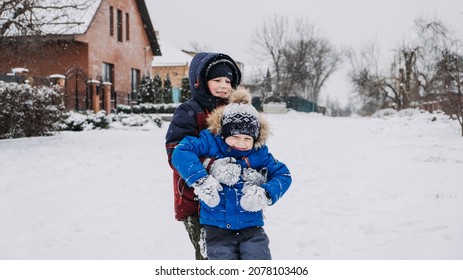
left=240, top=184, right=271, bottom=212
left=192, top=175, right=223, bottom=208
left=203, top=157, right=241, bottom=186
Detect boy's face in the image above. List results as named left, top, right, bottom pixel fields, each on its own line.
left=225, top=134, right=254, bottom=151
left=207, top=77, right=232, bottom=99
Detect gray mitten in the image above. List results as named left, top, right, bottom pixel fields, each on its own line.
left=242, top=167, right=267, bottom=186
left=240, top=184, right=271, bottom=212
left=203, top=157, right=241, bottom=186
left=192, top=175, right=223, bottom=208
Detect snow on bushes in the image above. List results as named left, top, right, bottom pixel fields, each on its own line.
left=116, top=103, right=178, bottom=114
left=0, top=81, right=66, bottom=139
left=0, top=81, right=165, bottom=138
left=372, top=108, right=451, bottom=123
left=61, top=111, right=111, bottom=131
left=113, top=113, right=162, bottom=128
left=61, top=111, right=163, bottom=131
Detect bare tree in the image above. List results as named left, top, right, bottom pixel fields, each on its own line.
left=280, top=36, right=315, bottom=97
left=348, top=41, right=397, bottom=114
left=415, top=16, right=451, bottom=81
left=250, top=14, right=291, bottom=96
left=305, top=38, right=342, bottom=103
left=0, top=0, right=95, bottom=36
left=350, top=17, right=461, bottom=110
left=251, top=15, right=341, bottom=102
left=423, top=33, right=463, bottom=135
left=350, top=43, right=423, bottom=113
left=413, top=17, right=463, bottom=135
left=398, top=48, right=418, bottom=108
left=349, top=16, right=463, bottom=134
left=435, top=49, right=463, bottom=135
left=279, top=18, right=316, bottom=97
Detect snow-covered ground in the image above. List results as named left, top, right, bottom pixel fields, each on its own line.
left=1, top=109, right=463, bottom=260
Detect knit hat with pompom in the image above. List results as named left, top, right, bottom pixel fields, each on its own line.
left=220, top=89, right=260, bottom=141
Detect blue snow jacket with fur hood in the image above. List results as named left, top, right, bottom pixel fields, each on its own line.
left=171, top=88, right=292, bottom=230
left=165, top=52, right=241, bottom=221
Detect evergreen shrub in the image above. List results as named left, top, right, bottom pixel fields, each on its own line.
left=0, top=81, right=66, bottom=139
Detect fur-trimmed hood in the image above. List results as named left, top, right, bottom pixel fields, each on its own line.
left=207, top=87, right=270, bottom=149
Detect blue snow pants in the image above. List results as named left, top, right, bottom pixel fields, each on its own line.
left=204, top=225, right=271, bottom=260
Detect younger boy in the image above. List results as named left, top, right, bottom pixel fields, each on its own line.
left=171, top=87, right=292, bottom=260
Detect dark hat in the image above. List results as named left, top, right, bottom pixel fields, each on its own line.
left=206, top=61, right=234, bottom=82
left=220, top=101, right=260, bottom=141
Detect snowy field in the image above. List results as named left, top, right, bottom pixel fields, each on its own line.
left=1, top=109, right=463, bottom=260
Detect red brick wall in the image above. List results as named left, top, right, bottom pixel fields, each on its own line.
left=0, top=38, right=88, bottom=77
left=77, top=0, right=154, bottom=106
left=153, top=65, right=189, bottom=88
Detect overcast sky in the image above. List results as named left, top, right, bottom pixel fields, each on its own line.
left=146, top=0, right=463, bottom=105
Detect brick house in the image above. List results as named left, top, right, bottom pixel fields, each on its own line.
left=0, top=0, right=161, bottom=112
left=152, top=39, right=193, bottom=103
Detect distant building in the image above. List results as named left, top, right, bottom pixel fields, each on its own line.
left=420, top=93, right=463, bottom=115
left=152, top=39, right=193, bottom=103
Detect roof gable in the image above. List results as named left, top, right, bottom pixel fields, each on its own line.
left=0, top=0, right=160, bottom=55
left=135, top=0, right=161, bottom=56
left=152, top=40, right=192, bottom=67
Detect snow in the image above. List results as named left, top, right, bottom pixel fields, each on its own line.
left=48, top=74, right=65, bottom=79
left=240, top=184, right=270, bottom=212
left=152, top=39, right=193, bottom=67
left=1, top=109, right=463, bottom=260
left=11, top=68, right=29, bottom=74
left=191, top=176, right=222, bottom=209
left=206, top=157, right=242, bottom=186
left=0, top=0, right=101, bottom=36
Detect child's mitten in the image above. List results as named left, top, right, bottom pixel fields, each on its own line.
left=240, top=184, right=271, bottom=212
left=242, top=167, right=267, bottom=186
left=192, top=175, right=223, bottom=207
left=203, top=157, right=241, bottom=186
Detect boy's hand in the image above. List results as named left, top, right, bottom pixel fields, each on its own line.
left=203, top=157, right=241, bottom=186
left=242, top=167, right=267, bottom=186
left=240, top=184, right=271, bottom=212
left=192, top=175, right=223, bottom=207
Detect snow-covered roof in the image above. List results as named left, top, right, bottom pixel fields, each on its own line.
left=0, top=0, right=102, bottom=36
left=0, top=0, right=161, bottom=55
left=46, top=0, right=102, bottom=35
left=152, top=40, right=193, bottom=67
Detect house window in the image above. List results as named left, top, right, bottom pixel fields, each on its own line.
left=102, top=63, right=114, bottom=84
left=109, top=6, right=114, bottom=36
left=131, top=68, right=140, bottom=102
left=117, top=9, right=123, bottom=42
left=125, top=13, right=130, bottom=41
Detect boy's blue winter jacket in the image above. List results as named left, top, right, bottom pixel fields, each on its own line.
left=172, top=129, right=292, bottom=230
